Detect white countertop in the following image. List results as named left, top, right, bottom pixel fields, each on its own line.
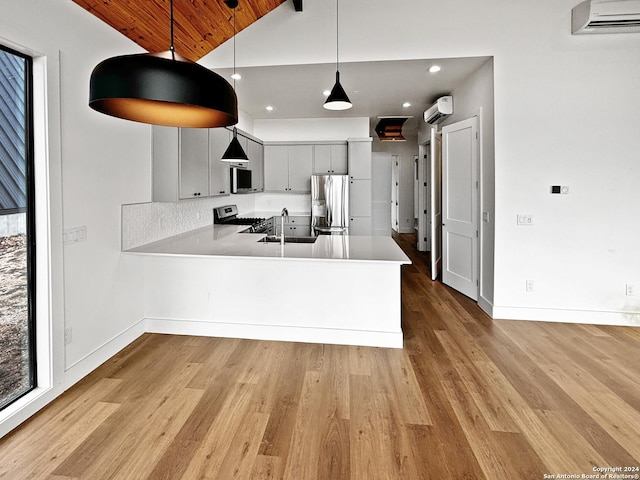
left=125, top=224, right=411, bottom=264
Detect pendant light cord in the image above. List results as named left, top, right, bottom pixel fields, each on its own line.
left=232, top=4, right=238, bottom=139
left=170, top=0, right=175, bottom=59
left=336, top=0, right=339, bottom=72
left=233, top=6, right=237, bottom=90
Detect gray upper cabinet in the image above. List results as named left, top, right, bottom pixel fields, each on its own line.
left=348, top=139, right=372, bottom=180
left=264, top=144, right=313, bottom=192
left=209, top=127, right=231, bottom=196
left=180, top=128, right=210, bottom=199
left=264, top=145, right=290, bottom=191
left=153, top=126, right=264, bottom=201
left=312, top=143, right=347, bottom=174
left=153, top=126, right=210, bottom=202
left=246, top=137, right=264, bottom=192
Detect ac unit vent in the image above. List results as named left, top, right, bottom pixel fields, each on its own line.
left=423, top=96, right=453, bottom=124
left=572, top=0, right=640, bottom=34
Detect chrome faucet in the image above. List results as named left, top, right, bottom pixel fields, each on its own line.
left=280, top=207, right=289, bottom=247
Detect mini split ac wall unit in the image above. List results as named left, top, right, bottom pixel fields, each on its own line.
left=423, top=96, right=453, bottom=124
left=572, top=0, right=640, bottom=34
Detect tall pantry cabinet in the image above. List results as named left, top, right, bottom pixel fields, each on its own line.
left=348, top=138, right=373, bottom=235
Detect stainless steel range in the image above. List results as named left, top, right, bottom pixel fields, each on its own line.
left=213, top=205, right=270, bottom=233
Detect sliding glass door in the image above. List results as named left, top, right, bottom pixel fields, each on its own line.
left=0, top=44, right=36, bottom=410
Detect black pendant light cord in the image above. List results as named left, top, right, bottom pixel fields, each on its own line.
left=170, top=0, right=175, bottom=60
left=233, top=3, right=237, bottom=136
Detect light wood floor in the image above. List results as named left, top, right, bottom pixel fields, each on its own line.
left=1, top=234, right=639, bottom=479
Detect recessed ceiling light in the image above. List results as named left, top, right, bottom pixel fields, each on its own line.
left=322, top=90, right=331, bottom=96
left=429, top=65, right=442, bottom=73
left=402, top=102, right=411, bottom=108
left=231, top=72, right=242, bottom=80
left=265, top=105, right=274, bottom=111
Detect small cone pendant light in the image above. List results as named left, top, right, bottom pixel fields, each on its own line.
left=222, top=127, right=249, bottom=162
left=221, top=0, right=249, bottom=162
left=324, top=0, right=352, bottom=111
left=89, top=0, right=238, bottom=128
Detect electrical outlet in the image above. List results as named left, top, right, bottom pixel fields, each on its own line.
left=64, top=327, right=72, bottom=345
left=626, top=284, right=635, bottom=296
left=526, top=280, right=535, bottom=292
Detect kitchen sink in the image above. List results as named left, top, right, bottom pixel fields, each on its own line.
left=258, top=235, right=318, bottom=244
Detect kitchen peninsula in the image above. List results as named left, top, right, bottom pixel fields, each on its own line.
left=125, top=221, right=410, bottom=348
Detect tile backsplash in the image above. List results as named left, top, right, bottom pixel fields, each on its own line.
left=121, top=193, right=311, bottom=251
left=121, top=196, right=253, bottom=250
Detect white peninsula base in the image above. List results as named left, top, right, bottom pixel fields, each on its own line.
left=130, top=227, right=410, bottom=348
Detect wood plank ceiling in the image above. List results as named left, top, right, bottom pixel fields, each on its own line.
left=72, top=0, right=288, bottom=62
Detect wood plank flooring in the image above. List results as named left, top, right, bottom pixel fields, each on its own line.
left=1, top=233, right=639, bottom=479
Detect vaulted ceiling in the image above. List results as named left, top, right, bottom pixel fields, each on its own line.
left=71, top=0, right=289, bottom=62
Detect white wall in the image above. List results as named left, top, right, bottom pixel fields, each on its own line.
left=422, top=58, right=496, bottom=309
left=1, top=0, right=151, bottom=432
left=206, top=0, right=640, bottom=324
left=254, top=117, right=369, bottom=142
left=372, top=140, right=417, bottom=234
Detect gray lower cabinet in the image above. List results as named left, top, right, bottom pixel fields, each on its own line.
left=272, top=215, right=311, bottom=236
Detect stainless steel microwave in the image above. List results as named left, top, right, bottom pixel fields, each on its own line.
left=230, top=167, right=252, bottom=194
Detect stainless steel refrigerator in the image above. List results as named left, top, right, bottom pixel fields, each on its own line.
left=311, top=174, right=349, bottom=235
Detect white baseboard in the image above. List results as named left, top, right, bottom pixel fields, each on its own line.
left=478, top=296, right=494, bottom=317
left=146, top=317, right=404, bottom=349
left=492, top=306, right=640, bottom=327
left=63, top=319, right=147, bottom=389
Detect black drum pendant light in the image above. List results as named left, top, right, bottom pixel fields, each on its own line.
left=221, top=0, right=249, bottom=162
left=89, top=0, right=238, bottom=128
left=324, top=0, right=352, bottom=111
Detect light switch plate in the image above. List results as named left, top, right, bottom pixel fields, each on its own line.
left=517, top=214, right=533, bottom=225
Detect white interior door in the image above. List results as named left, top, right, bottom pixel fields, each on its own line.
left=442, top=117, right=478, bottom=299
left=429, top=129, right=442, bottom=281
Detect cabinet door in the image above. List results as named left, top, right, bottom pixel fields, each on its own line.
left=348, top=140, right=372, bottom=179
left=247, top=138, right=264, bottom=192
left=349, top=179, right=372, bottom=217
left=152, top=126, right=179, bottom=202
left=287, top=145, right=313, bottom=192
left=264, top=145, right=290, bottom=191
left=313, top=145, right=332, bottom=174
left=331, top=144, right=348, bottom=174
left=348, top=216, right=372, bottom=235
left=233, top=135, right=250, bottom=169
left=209, top=128, right=231, bottom=196
left=179, top=128, right=210, bottom=199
